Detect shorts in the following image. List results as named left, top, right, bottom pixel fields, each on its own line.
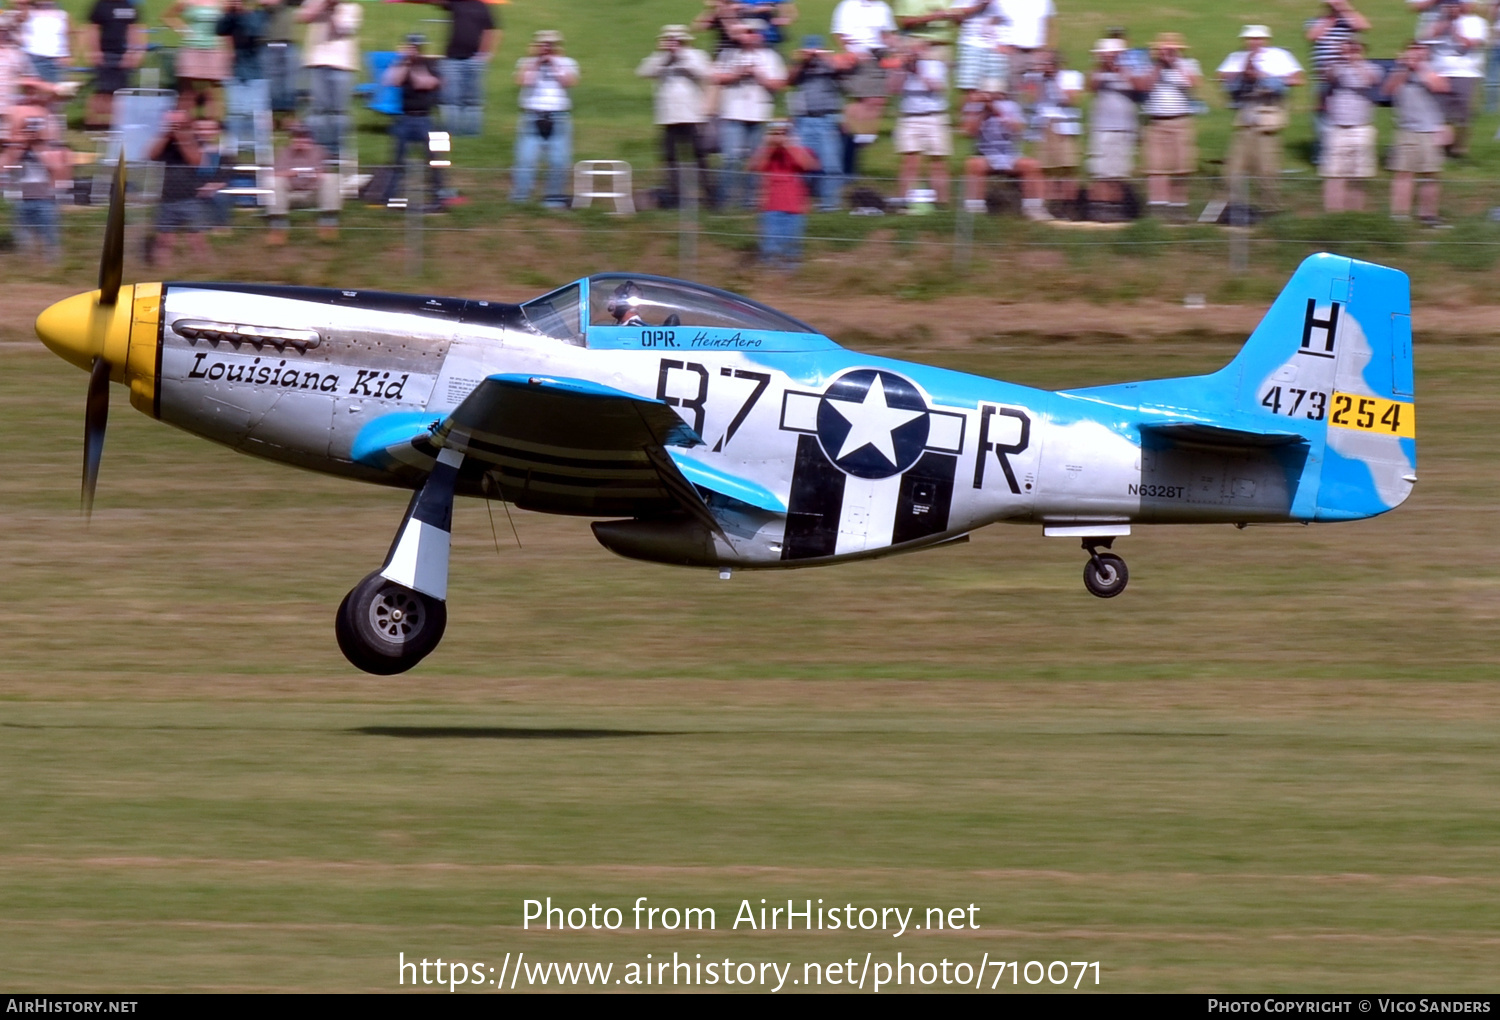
left=1038, top=129, right=1079, bottom=170
left=979, top=152, right=1019, bottom=174
left=176, top=45, right=229, bottom=82
left=1320, top=124, right=1376, bottom=179
left=894, top=113, right=952, bottom=156
left=1390, top=129, right=1444, bottom=174
left=94, top=54, right=130, bottom=95
left=955, top=42, right=1007, bottom=91
left=1088, top=129, right=1136, bottom=179
left=155, top=199, right=202, bottom=233
left=1144, top=116, right=1196, bottom=176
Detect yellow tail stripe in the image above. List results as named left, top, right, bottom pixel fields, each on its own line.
left=1328, top=391, right=1416, bottom=439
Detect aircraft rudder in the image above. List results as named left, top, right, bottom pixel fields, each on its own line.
left=1315, top=257, right=1416, bottom=519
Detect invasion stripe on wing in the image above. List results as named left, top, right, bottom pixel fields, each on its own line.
left=450, top=435, right=656, bottom=476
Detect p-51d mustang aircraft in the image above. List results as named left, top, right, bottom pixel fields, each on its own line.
left=36, top=168, right=1416, bottom=674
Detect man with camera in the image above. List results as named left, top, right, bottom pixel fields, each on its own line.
left=713, top=24, right=787, bottom=209
left=512, top=29, right=579, bottom=208
left=382, top=32, right=446, bottom=212
left=145, top=108, right=214, bottom=266
left=298, top=0, right=363, bottom=160
left=638, top=24, right=714, bottom=210
left=746, top=119, right=818, bottom=266
left=1320, top=37, right=1381, bottom=213
left=1218, top=25, right=1304, bottom=212
left=1423, top=0, right=1487, bottom=155
left=441, top=0, right=499, bottom=137
left=1086, top=37, right=1148, bottom=216
left=788, top=33, right=851, bottom=211
left=1, top=83, right=68, bottom=262
left=268, top=119, right=340, bottom=242
left=891, top=36, right=951, bottom=208
left=1385, top=38, right=1451, bottom=225
left=960, top=77, right=1047, bottom=219
left=1141, top=32, right=1201, bottom=217
left=1307, top=3, right=1371, bottom=84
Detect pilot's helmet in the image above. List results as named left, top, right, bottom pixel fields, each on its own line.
left=607, top=281, right=644, bottom=319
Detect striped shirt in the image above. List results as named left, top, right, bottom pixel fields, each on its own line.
left=1306, top=15, right=1356, bottom=79
left=1143, top=57, right=1199, bottom=117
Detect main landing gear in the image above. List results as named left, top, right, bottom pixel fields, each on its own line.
left=1081, top=537, right=1129, bottom=598
left=336, top=572, right=448, bottom=675
left=336, top=447, right=464, bottom=674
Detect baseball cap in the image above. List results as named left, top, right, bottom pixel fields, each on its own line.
left=1092, top=38, right=1127, bottom=54
left=534, top=29, right=563, bottom=44
left=1240, top=24, right=1272, bottom=39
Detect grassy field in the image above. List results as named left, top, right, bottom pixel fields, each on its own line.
left=2, top=305, right=1498, bottom=990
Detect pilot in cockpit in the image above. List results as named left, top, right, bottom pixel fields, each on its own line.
left=607, top=281, right=649, bottom=326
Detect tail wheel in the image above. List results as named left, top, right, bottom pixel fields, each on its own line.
left=335, top=571, right=447, bottom=674
left=1083, top=553, right=1129, bottom=598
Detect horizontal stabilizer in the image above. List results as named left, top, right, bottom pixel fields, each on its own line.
left=1139, top=422, right=1309, bottom=449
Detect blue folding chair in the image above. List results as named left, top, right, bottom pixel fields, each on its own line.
left=359, top=51, right=404, bottom=117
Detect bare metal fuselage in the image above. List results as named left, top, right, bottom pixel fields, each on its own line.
left=151, top=283, right=1304, bottom=569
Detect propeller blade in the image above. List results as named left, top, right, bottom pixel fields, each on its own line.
left=98, top=156, right=126, bottom=306
left=82, top=355, right=111, bottom=517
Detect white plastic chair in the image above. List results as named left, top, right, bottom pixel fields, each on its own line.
left=571, top=160, right=635, bottom=214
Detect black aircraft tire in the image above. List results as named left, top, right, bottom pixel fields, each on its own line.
left=335, top=571, right=448, bottom=674
left=1083, top=553, right=1129, bottom=599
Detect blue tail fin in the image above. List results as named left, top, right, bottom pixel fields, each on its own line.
left=1068, top=253, right=1416, bottom=521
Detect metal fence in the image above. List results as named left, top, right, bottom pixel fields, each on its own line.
left=11, top=158, right=1500, bottom=286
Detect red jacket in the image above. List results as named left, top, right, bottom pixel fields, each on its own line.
left=749, top=141, right=818, bottom=213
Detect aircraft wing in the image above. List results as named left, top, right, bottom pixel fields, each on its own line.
left=1138, top=422, right=1310, bottom=449
left=433, top=374, right=720, bottom=524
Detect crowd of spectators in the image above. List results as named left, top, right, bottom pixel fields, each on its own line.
left=0, top=0, right=499, bottom=262
left=5, top=0, right=1500, bottom=268
left=621, top=0, right=1500, bottom=253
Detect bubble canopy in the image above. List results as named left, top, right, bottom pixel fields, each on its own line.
left=518, top=274, right=821, bottom=344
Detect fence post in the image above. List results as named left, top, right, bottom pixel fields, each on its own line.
left=953, top=199, right=974, bottom=274
left=405, top=154, right=422, bottom=279
left=1229, top=172, right=1249, bottom=273
left=680, top=164, right=698, bottom=277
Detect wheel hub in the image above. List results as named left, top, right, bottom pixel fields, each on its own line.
left=370, top=587, right=425, bottom=640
